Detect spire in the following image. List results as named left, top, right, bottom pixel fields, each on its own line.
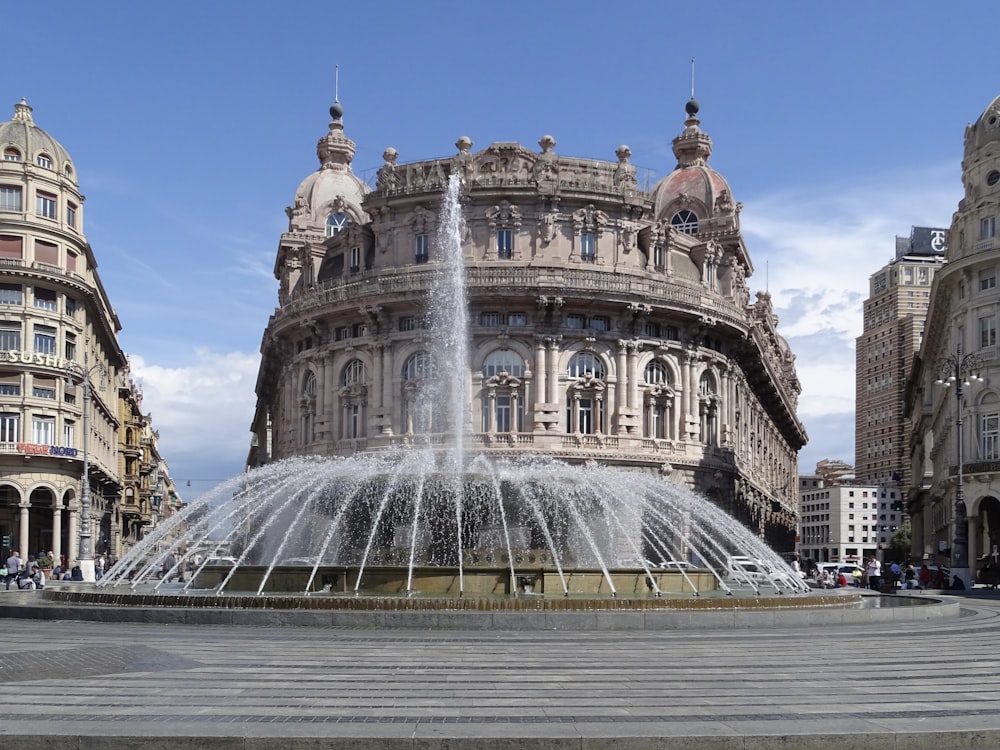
left=671, top=97, right=712, bottom=168
left=316, top=84, right=355, bottom=173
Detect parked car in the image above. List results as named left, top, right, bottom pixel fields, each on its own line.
left=203, top=556, right=238, bottom=566
left=726, top=556, right=768, bottom=583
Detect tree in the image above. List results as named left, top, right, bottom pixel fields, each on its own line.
left=887, top=521, right=912, bottom=563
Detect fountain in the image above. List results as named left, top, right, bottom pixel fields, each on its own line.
left=94, top=175, right=812, bottom=606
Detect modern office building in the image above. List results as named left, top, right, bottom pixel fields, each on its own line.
left=248, top=95, right=808, bottom=547
left=0, top=99, right=176, bottom=569
left=798, top=461, right=905, bottom=565
left=907, top=93, right=1000, bottom=584
left=855, top=227, right=946, bottom=490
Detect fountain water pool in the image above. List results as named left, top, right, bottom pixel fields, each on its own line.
left=98, top=174, right=812, bottom=603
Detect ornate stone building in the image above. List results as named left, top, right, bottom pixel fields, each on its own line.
left=908, top=93, right=1000, bottom=583
left=248, top=97, right=807, bottom=548
left=0, top=100, right=176, bottom=572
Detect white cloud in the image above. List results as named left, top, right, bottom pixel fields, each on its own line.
left=741, top=164, right=960, bottom=463
left=128, top=349, right=260, bottom=484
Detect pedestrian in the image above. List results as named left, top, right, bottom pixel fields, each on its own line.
left=889, top=560, right=902, bottom=589
left=95, top=555, right=105, bottom=580
left=866, top=555, right=882, bottom=591
left=4, top=549, right=22, bottom=590
left=69, top=562, right=83, bottom=581
left=951, top=574, right=966, bottom=590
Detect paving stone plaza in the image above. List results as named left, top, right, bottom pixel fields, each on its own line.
left=3, top=590, right=1000, bottom=749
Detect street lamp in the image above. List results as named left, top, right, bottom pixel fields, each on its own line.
left=935, top=343, right=984, bottom=588
left=65, top=354, right=108, bottom=583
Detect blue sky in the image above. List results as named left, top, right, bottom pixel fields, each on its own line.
left=7, top=1, right=998, bottom=495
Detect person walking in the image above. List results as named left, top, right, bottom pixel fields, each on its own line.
left=866, top=555, right=883, bottom=591
left=4, top=549, right=22, bottom=590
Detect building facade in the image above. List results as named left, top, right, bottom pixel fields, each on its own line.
left=907, top=93, right=1000, bottom=583
left=248, top=97, right=808, bottom=548
left=0, top=100, right=175, bottom=569
left=798, top=464, right=904, bottom=565
left=855, top=227, right=946, bottom=489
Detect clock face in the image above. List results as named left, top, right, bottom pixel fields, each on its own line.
left=670, top=210, right=699, bottom=234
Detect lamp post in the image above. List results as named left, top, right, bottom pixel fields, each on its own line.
left=935, top=343, right=984, bottom=588
left=65, top=354, right=107, bottom=583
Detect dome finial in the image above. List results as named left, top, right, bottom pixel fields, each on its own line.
left=329, top=64, right=344, bottom=123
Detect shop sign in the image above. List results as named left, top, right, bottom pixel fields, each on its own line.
left=17, top=442, right=79, bottom=457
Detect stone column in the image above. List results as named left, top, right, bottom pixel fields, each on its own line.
left=616, top=341, right=628, bottom=435
left=547, top=338, right=560, bottom=405
left=534, top=338, right=547, bottom=408
left=627, top=342, right=639, bottom=411
left=67, top=507, right=78, bottom=564
left=18, top=503, right=29, bottom=558
left=382, top=343, right=394, bottom=436
left=51, top=503, right=62, bottom=565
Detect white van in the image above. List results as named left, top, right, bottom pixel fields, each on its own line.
left=726, top=556, right=768, bottom=583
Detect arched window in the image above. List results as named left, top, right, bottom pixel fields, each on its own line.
left=403, top=352, right=435, bottom=381
left=699, top=372, right=716, bottom=395
left=644, top=361, right=671, bottom=385
left=670, top=209, right=698, bottom=234
left=481, top=351, right=525, bottom=433
left=402, top=352, right=437, bottom=435
left=567, top=352, right=604, bottom=379
left=483, top=350, right=524, bottom=378
left=339, top=360, right=367, bottom=440
left=566, top=352, right=606, bottom=435
left=698, top=371, right=718, bottom=446
left=643, top=360, right=675, bottom=440
left=36, top=153, right=52, bottom=169
left=3, top=148, right=21, bottom=162
left=326, top=212, right=350, bottom=237
left=342, top=359, right=366, bottom=386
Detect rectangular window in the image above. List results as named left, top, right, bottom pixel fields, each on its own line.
left=496, top=229, right=513, bottom=259
left=349, top=246, right=361, bottom=272
left=35, top=191, right=56, bottom=219
left=31, top=415, right=55, bottom=444
left=33, top=324, right=56, bottom=354
left=653, top=243, right=665, bottom=270
left=35, top=240, right=58, bottom=266
left=590, top=316, right=610, bottom=331
left=351, top=323, right=368, bottom=337
left=983, top=413, right=1000, bottom=460
left=644, top=321, right=662, bottom=338
left=0, top=235, right=22, bottom=259
left=0, top=323, right=19, bottom=350
left=66, top=251, right=77, bottom=273
left=65, top=297, right=77, bottom=317
left=0, top=283, right=22, bottom=305
left=399, top=316, right=418, bottom=332
left=980, top=269, right=997, bottom=290
left=32, top=377, right=56, bottom=400
left=479, top=312, right=503, bottom=326
left=981, top=216, right=997, bottom=240
left=415, top=234, right=429, bottom=264
left=64, top=332, right=76, bottom=361
left=63, top=420, right=75, bottom=448
left=66, top=203, right=77, bottom=228
left=507, top=312, right=527, bottom=326
left=0, top=186, right=22, bottom=211
left=335, top=327, right=349, bottom=341
left=981, top=316, right=997, bottom=348
left=0, top=412, right=19, bottom=442
left=0, top=372, right=20, bottom=396
left=567, top=314, right=586, bottom=329
left=580, top=232, right=596, bottom=262
left=34, top=287, right=57, bottom=311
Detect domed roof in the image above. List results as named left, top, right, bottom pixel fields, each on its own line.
left=964, top=93, right=1000, bottom=157
left=650, top=99, right=733, bottom=225
left=0, top=99, right=77, bottom=185
left=287, top=100, right=369, bottom=228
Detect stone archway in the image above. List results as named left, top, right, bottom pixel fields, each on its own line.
left=975, top=495, right=1000, bottom=586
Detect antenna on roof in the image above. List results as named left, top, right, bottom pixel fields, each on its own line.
left=690, top=57, right=695, bottom=98
left=334, top=64, right=340, bottom=104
